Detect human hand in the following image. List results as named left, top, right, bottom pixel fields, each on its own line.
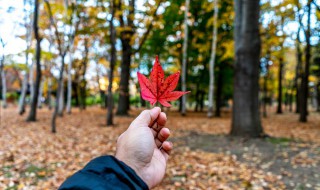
left=115, top=107, right=173, bottom=189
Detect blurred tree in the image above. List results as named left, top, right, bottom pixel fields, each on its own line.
left=26, top=0, right=42, bottom=122
left=299, top=0, right=312, bottom=122
left=231, top=0, right=263, bottom=137
left=18, top=0, right=33, bottom=115
left=45, top=0, right=77, bottom=132
left=0, top=38, right=7, bottom=108
left=107, top=0, right=116, bottom=126
left=116, top=0, right=163, bottom=115
left=207, top=0, right=218, bottom=118
left=181, top=0, right=189, bottom=116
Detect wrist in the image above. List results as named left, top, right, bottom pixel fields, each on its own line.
left=115, top=153, right=152, bottom=189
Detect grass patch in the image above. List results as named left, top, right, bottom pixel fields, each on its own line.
left=266, top=137, right=294, bottom=145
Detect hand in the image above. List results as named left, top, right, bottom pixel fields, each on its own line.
left=115, top=107, right=173, bottom=189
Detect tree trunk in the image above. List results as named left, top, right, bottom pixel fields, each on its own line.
left=200, top=91, right=204, bottom=112
left=80, top=39, right=89, bottom=110
left=299, top=0, right=311, bottom=122
left=312, top=84, right=318, bottom=109
left=19, top=72, right=28, bottom=114
left=107, top=0, right=116, bottom=126
left=231, top=0, right=263, bottom=137
left=194, top=84, right=200, bottom=112
left=20, top=0, right=32, bottom=114
left=26, top=0, right=41, bottom=122
left=208, top=0, right=219, bottom=118
left=181, top=0, right=190, bottom=116
left=262, top=61, right=269, bottom=118
left=317, top=82, right=320, bottom=112
left=1, top=68, right=7, bottom=108
left=37, top=79, right=44, bottom=108
left=51, top=54, right=65, bottom=133
left=116, top=39, right=131, bottom=116
left=277, top=58, right=283, bottom=114
left=66, top=53, right=73, bottom=114
left=48, top=74, right=52, bottom=110
left=295, top=31, right=302, bottom=113
left=29, top=61, right=35, bottom=104
left=215, top=66, right=223, bottom=117
left=58, top=81, right=64, bottom=116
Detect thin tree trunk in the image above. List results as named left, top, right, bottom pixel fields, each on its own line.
left=208, top=0, right=219, bottom=118
left=26, top=0, right=42, bottom=121
left=194, top=84, right=200, bottom=112
left=37, top=79, right=44, bottom=108
left=58, top=80, right=64, bottom=116
left=215, top=66, right=223, bottom=117
left=51, top=54, right=65, bottom=133
left=107, top=0, right=116, bottom=126
left=48, top=75, right=52, bottom=110
left=295, top=29, right=302, bottom=113
left=1, top=69, right=7, bottom=108
left=231, top=0, right=263, bottom=137
left=19, top=72, right=28, bottom=114
left=19, top=0, right=32, bottom=115
left=312, top=84, right=318, bottom=109
left=29, top=61, right=35, bottom=104
left=299, top=0, right=311, bottom=122
left=317, top=82, right=320, bottom=112
left=66, top=52, right=73, bottom=114
left=181, top=0, right=190, bottom=116
left=80, top=39, right=89, bottom=110
left=277, top=58, right=283, bottom=114
left=200, top=91, right=204, bottom=112
left=263, top=62, right=269, bottom=118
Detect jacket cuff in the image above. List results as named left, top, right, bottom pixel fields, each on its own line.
left=81, top=155, right=149, bottom=190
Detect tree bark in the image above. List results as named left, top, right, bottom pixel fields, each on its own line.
left=1, top=68, right=7, bottom=108
left=48, top=74, right=52, bottom=110
left=19, top=0, right=33, bottom=115
left=80, top=39, right=89, bottom=110
left=277, top=58, right=283, bottom=114
left=29, top=61, right=35, bottom=104
left=51, top=54, right=66, bottom=133
left=66, top=52, right=73, bottom=114
left=181, top=0, right=190, bottom=116
left=231, top=0, right=263, bottom=137
left=107, top=0, right=116, bottom=126
left=58, top=80, right=64, bottom=116
left=317, top=82, right=320, bottom=112
left=19, top=72, right=28, bottom=114
left=262, top=60, right=269, bottom=118
left=116, top=39, right=131, bottom=115
left=208, top=0, right=219, bottom=118
left=26, top=0, right=42, bottom=122
left=295, top=29, right=302, bottom=113
left=215, top=66, right=223, bottom=117
left=299, top=0, right=311, bottom=122
left=37, top=78, right=44, bottom=108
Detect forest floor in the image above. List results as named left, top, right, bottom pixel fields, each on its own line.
left=0, top=106, right=319, bottom=190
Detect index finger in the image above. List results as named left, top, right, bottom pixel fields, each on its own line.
left=129, top=107, right=161, bottom=129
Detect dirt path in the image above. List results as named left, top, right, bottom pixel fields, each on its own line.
left=175, top=132, right=320, bottom=190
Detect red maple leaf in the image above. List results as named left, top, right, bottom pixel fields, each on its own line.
left=137, top=56, right=190, bottom=107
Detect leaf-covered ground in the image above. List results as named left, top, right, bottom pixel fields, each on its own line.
left=0, top=106, right=319, bottom=190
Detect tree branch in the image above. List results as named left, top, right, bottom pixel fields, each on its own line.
left=133, top=0, right=163, bottom=54
left=44, top=0, right=63, bottom=56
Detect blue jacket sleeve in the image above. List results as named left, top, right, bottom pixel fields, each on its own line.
left=59, top=156, right=148, bottom=190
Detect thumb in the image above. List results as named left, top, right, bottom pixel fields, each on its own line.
left=129, top=107, right=161, bottom=129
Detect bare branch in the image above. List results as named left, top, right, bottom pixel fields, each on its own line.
left=133, top=0, right=163, bottom=54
